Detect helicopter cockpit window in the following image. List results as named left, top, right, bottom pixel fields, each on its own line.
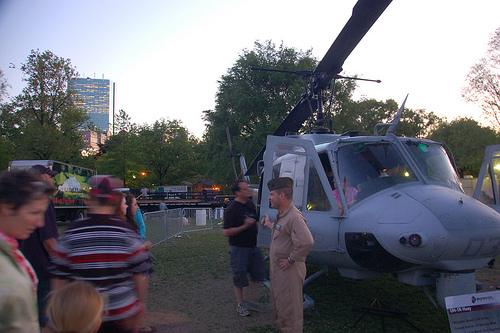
left=306, top=158, right=331, bottom=211
left=479, top=157, right=500, bottom=205
left=272, top=151, right=306, bottom=210
left=337, top=142, right=417, bottom=203
left=493, top=158, right=500, bottom=205
left=478, top=163, right=495, bottom=205
left=405, top=142, right=462, bottom=191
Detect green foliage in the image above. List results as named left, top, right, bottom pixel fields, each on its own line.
left=396, top=108, right=442, bottom=138
left=96, top=110, right=200, bottom=188
left=332, top=97, right=396, bottom=134
left=137, top=118, right=201, bottom=186
left=0, top=136, right=14, bottom=171
left=0, top=49, right=88, bottom=162
left=96, top=129, right=142, bottom=186
left=429, top=117, right=499, bottom=176
left=334, top=97, right=444, bottom=138
left=0, top=68, right=10, bottom=103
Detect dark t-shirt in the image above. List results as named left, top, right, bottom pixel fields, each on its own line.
left=19, top=201, right=58, bottom=281
left=223, top=199, right=258, bottom=248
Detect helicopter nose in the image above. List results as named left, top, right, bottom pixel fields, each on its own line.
left=344, top=185, right=500, bottom=273
left=406, top=186, right=500, bottom=270
left=372, top=190, right=449, bottom=265
left=412, top=187, right=500, bottom=231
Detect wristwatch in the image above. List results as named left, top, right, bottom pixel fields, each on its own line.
left=287, top=257, right=294, bottom=265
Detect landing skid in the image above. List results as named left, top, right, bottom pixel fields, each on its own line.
left=303, top=266, right=329, bottom=309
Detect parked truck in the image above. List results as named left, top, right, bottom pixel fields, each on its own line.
left=8, top=160, right=96, bottom=222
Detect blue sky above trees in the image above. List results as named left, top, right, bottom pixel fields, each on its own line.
left=1, top=0, right=499, bottom=138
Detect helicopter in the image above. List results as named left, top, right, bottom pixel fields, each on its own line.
left=243, top=0, right=500, bottom=309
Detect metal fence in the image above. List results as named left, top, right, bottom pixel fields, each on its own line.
left=143, top=207, right=224, bottom=247
left=143, top=210, right=168, bottom=247
left=181, top=208, right=215, bottom=234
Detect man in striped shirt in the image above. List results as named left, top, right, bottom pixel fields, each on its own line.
left=50, top=175, right=151, bottom=333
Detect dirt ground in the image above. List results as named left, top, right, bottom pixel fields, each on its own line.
left=476, top=258, right=500, bottom=293
left=144, top=275, right=274, bottom=333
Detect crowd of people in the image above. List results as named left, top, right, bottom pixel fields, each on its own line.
left=0, top=165, right=313, bottom=333
left=0, top=168, right=155, bottom=333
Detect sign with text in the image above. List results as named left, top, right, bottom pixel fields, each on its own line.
left=445, top=291, right=500, bottom=332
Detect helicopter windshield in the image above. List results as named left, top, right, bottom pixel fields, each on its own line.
left=405, top=142, right=462, bottom=191
left=336, top=142, right=417, bottom=204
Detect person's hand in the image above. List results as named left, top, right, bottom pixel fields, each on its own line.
left=261, top=215, right=272, bottom=229
left=243, top=216, right=256, bottom=228
left=278, top=258, right=292, bottom=271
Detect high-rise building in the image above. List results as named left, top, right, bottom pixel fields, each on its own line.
left=69, top=77, right=112, bottom=132
left=81, top=130, right=107, bottom=152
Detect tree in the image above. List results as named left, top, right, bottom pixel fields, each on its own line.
left=95, top=110, right=141, bottom=186
left=138, top=119, right=200, bottom=186
left=202, top=40, right=318, bottom=187
left=429, top=118, right=499, bottom=177
left=332, top=96, right=395, bottom=135
left=462, top=27, right=500, bottom=129
left=0, top=68, right=10, bottom=102
left=96, top=113, right=200, bottom=188
left=0, top=137, right=14, bottom=171
left=336, top=97, right=443, bottom=138
left=396, top=108, right=442, bottom=138
left=0, top=50, right=88, bottom=161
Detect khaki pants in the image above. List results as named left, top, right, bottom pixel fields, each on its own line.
left=270, top=260, right=306, bottom=333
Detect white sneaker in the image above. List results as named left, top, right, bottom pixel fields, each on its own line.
left=237, top=303, right=250, bottom=316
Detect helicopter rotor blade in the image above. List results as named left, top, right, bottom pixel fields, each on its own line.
left=314, top=0, right=392, bottom=90
left=225, top=126, right=234, bottom=153
left=246, top=96, right=314, bottom=175
left=272, top=96, right=314, bottom=137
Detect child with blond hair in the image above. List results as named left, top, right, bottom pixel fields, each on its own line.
left=45, top=280, right=105, bottom=333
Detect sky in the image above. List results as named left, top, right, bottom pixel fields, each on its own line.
left=0, top=0, right=499, bottom=139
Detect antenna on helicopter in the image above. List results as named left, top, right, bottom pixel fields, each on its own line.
left=374, top=94, right=408, bottom=136
left=226, top=127, right=238, bottom=179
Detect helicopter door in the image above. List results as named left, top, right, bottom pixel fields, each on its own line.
left=257, top=135, right=340, bottom=250
left=473, top=144, right=500, bottom=213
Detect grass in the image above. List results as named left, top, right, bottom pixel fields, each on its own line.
left=146, top=228, right=452, bottom=332
left=298, top=269, right=450, bottom=332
